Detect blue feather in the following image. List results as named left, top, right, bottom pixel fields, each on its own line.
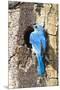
left=30, top=24, right=46, bottom=76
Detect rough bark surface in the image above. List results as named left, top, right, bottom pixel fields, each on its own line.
left=8, top=2, right=58, bottom=88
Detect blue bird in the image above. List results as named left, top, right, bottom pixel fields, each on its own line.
left=30, top=24, right=47, bottom=76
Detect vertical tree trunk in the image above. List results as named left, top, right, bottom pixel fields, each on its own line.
left=8, top=3, right=58, bottom=88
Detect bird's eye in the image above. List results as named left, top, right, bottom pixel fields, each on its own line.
left=35, top=26, right=37, bottom=28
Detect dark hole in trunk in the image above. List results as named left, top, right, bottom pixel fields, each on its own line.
left=24, top=26, right=34, bottom=48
